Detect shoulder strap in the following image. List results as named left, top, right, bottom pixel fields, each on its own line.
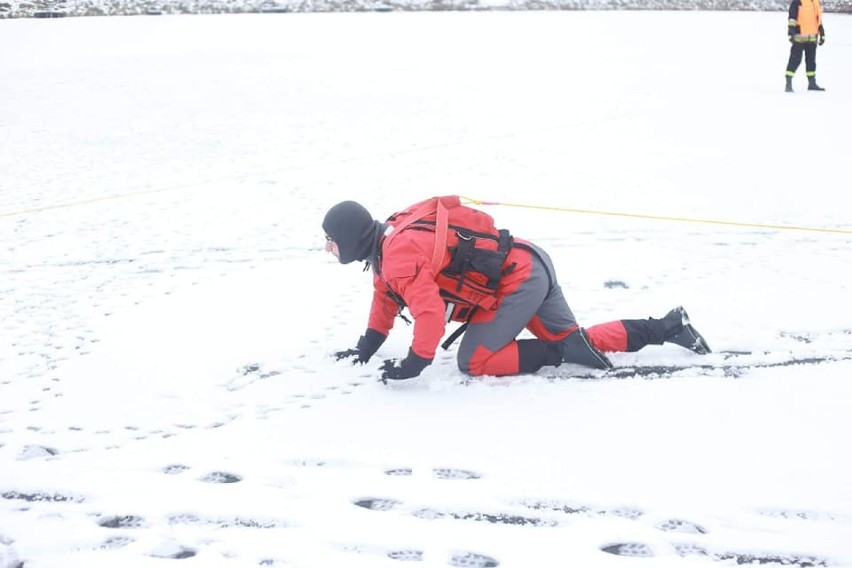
left=384, top=196, right=454, bottom=275
left=431, top=199, right=449, bottom=275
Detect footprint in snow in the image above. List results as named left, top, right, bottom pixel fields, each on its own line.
left=448, top=551, right=500, bottom=567
left=381, top=468, right=481, bottom=479
left=200, top=471, right=242, bottom=484
left=384, top=468, right=413, bottom=476
left=387, top=549, right=424, bottom=561
left=655, top=518, right=707, bottom=533
left=101, top=535, right=135, bottom=549
left=601, top=542, right=654, bottom=557
left=18, top=445, right=59, bottom=460
left=98, top=515, right=147, bottom=529
left=149, top=544, right=196, bottom=559
left=433, top=468, right=481, bottom=480
left=354, top=498, right=402, bottom=511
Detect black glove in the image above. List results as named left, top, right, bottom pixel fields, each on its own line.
left=334, top=348, right=361, bottom=361
left=334, top=329, right=386, bottom=364
left=380, top=348, right=432, bottom=382
left=819, top=34, right=825, bottom=46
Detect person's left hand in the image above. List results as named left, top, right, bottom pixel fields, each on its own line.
left=380, top=349, right=432, bottom=382
left=819, top=35, right=825, bottom=45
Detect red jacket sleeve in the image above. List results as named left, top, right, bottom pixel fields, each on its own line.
left=367, top=272, right=398, bottom=336
left=379, top=236, right=446, bottom=360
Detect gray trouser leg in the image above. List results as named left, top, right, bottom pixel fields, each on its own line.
left=457, top=254, right=550, bottom=374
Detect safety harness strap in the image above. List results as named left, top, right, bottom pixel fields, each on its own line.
left=384, top=196, right=451, bottom=276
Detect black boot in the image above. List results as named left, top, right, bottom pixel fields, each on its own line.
left=662, top=307, right=711, bottom=354
left=807, top=76, right=825, bottom=91
left=785, top=75, right=794, bottom=93
left=516, top=339, right=564, bottom=374
left=561, top=328, right=613, bottom=370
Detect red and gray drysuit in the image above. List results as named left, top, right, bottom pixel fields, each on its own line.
left=323, top=198, right=706, bottom=379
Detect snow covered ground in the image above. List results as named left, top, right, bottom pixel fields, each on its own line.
left=2, top=10, right=852, bottom=568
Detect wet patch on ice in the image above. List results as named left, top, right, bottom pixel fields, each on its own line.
left=522, top=498, right=645, bottom=520
left=354, top=497, right=555, bottom=527
left=414, top=509, right=556, bottom=527
left=353, top=490, right=835, bottom=567
left=520, top=499, right=592, bottom=515
left=166, top=513, right=287, bottom=529
left=2, top=490, right=84, bottom=503
left=602, top=541, right=829, bottom=566
left=673, top=542, right=829, bottom=567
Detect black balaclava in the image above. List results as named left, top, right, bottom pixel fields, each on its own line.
left=322, top=201, right=381, bottom=264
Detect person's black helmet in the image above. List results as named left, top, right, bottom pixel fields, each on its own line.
left=322, top=201, right=376, bottom=264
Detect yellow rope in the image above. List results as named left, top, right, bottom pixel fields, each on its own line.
left=459, top=196, right=852, bottom=236
left=0, top=187, right=175, bottom=218
left=4, top=190, right=849, bottom=237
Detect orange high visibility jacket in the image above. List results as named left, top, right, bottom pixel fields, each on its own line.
left=789, top=0, right=824, bottom=41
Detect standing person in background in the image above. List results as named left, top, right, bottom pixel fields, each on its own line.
left=785, top=0, right=826, bottom=92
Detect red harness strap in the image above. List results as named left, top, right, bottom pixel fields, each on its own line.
left=384, top=196, right=452, bottom=275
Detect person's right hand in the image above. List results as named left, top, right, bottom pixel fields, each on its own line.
left=334, top=348, right=363, bottom=362
left=333, top=329, right=387, bottom=365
